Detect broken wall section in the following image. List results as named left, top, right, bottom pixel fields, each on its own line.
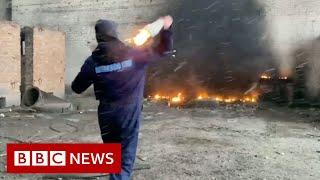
left=21, top=27, right=66, bottom=99
left=0, top=21, right=21, bottom=106
left=0, top=0, right=12, bottom=20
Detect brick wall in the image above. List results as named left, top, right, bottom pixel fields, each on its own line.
left=0, top=21, right=21, bottom=106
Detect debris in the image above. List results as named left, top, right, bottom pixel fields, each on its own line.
left=227, top=119, right=238, bottom=123
left=0, top=136, right=24, bottom=143
left=65, top=118, right=80, bottom=123
left=144, top=116, right=153, bottom=120
left=275, top=152, right=285, bottom=155
left=134, top=163, right=151, bottom=171
left=306, top=134, right=320, bottom=138
left=0, top=113, right=5, bottom=118
left=0, top=108, right=12, bottom=113
left=0, top=153, right=6, bottom=157
left=87, top=109, right=98, bottom=112
left=14, top=107, right=36, bottom=113
left=49, top=123, right=78, bottom=134
left=23, top=114, right=35, bottom=119
left=35, top=113, right=53, bottom=119
left=137, top=155, right=148, bottom=161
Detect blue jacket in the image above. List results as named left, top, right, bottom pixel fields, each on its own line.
left=71, top=29, right=173, bottom=108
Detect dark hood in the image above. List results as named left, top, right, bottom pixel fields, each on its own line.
left=92, top=40, right=130, bottom=64
left=95, top=19, right=119, bottom=43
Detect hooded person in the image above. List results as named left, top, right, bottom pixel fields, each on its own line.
left=71, top=16, right=173, bottom=180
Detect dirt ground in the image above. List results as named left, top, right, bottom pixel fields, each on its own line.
left=0, top=97, right=320, bottom=180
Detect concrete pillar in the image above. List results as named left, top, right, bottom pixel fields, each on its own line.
left=0, top=21, right=21, bottom=106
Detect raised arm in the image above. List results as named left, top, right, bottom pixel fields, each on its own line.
left=129, top=29, right=173, bottom=62
left=129, top=15, right=173, bottom=63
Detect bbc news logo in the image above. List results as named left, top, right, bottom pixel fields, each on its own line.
left=14, top=151, right=67, bottom=166
left=7, top=144, right=121, bottom=173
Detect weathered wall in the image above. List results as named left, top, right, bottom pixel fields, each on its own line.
left=33, top=27, right=66, bottom=98
left=0, top=0, right=11, bottom=20
left=0, top=0, right=6, bottom=20
left=21, top=27, right=66, bottom=98
left=12, top=0, right=176, bottom=84
left=0, top=21, right=20, bottom=106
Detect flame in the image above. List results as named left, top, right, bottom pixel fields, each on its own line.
left=279, top=76, right=288, bottom=80
left=152, top=92, right=258, bottom=105
left=133, top=29, right=152, bottom=46
left=215, top=96, right=223, bottom=102
left=171, top=93, right=182, bottom=103
left=154, top=94, right=161, bottom=100
left=223, top=97, right=237, bottom=103
left=197, top=93, right=209, bottom=100
left=261, top=74, right=271, bottom=79
left=242, top=96, right=257, bottom=103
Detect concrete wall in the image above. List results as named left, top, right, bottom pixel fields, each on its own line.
left=0, top=0, right=6, bottom=20
left=0, top=21, right=20, bottom=106
left=12, top=0, right=176, bottom=84
left=0, top=0, right=11, bottom=20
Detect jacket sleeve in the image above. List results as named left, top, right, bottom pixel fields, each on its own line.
left=129, top=28, right=173, bottom=63
left=71, top=58, right=95, bottom=94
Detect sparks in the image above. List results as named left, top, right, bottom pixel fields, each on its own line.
left=279, top=76, right=288, bottom=80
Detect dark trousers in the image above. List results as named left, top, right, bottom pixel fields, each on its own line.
left=98, top=103, right=141, bottom=180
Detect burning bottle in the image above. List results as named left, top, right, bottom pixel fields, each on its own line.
left=131, top=18, right=165, bottom=47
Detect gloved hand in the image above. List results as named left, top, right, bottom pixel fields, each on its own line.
left=162, top=15, right=173, bottom=30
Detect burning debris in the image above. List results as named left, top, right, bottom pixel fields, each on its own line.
left=149, top=91, right=258, bottom=108
left=258, top=63, right=320, bottom=107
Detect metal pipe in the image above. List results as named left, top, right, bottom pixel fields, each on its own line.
left=22, top=87, right=72, bottom=113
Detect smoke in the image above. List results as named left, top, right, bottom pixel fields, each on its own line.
left=306, top=39, right=320, bottom=97
left=264, top=11, right=298, bottom=77
left=292, top=37, right=320, bottom=98
left=264, top=0, right=320, bottom=88
left=147, top=0, right=274, bottom=95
